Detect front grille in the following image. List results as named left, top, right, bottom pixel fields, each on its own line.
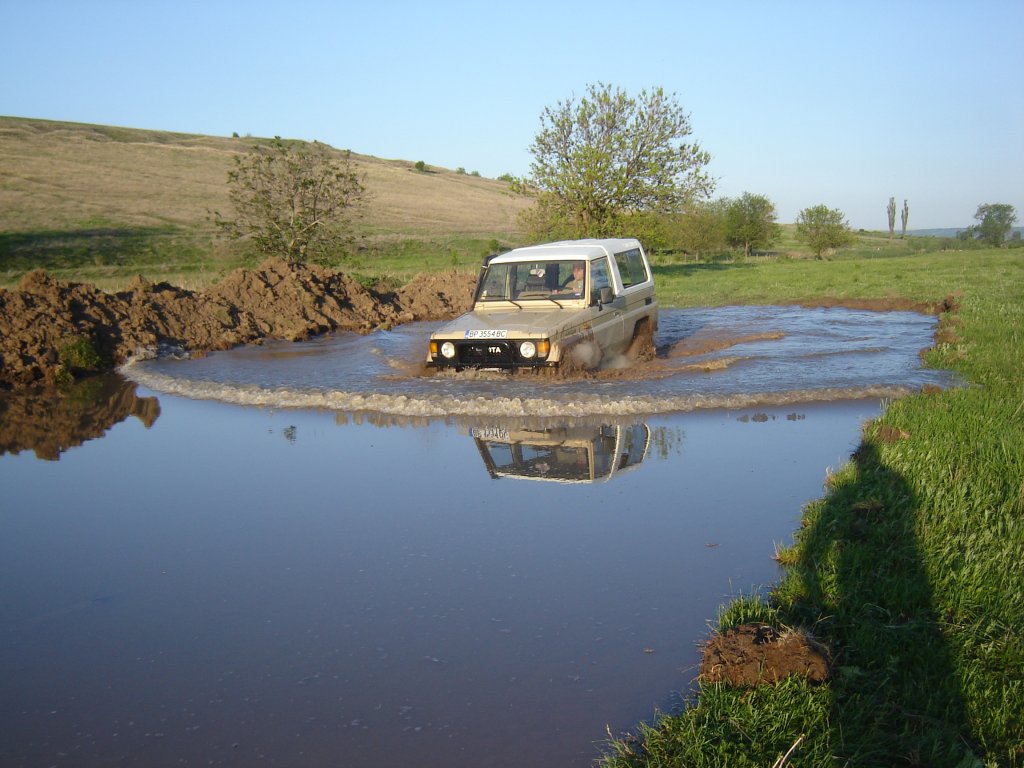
left=457, top=340, right=516, bottom=368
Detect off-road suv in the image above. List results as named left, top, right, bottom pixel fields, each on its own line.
left=426, top=238, right=658, bottom=371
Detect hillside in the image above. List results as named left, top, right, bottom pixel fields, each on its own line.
left=0, top=116, right=530, bottom=286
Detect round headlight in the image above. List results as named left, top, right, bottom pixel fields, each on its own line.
left=519, top=340, right=537, bottom=359
left=440, top=341, right=456, bottom=359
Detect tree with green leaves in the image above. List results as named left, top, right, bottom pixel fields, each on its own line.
left=901, top=199, right=909, bottom=238
left=887, top=196, right=896, bottom=239
left=795, top=204, right=855, bottom=258
left=971, top=203, right=1017, bottom=246
left=214, top=137, right=365, bottom=263
left=659, top=199, right=730, bottom=258
left=524, top=82, right=713, bottom=239
left=724, top=192, right=781, bottom=256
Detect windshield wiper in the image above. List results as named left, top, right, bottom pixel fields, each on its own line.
left=539, top=296, right=568, bottom=308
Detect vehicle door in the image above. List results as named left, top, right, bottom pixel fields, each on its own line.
left=613, top=247, right=657, bottom=341
left=588, top=257, right=624, bottom=354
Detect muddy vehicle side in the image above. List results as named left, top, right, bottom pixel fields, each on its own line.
left=425, top=238, right=658, bottom=371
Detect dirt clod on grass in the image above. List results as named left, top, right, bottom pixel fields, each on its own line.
left=0, top=259, right=477, bottom=390
left=700, top=623, right=830, bottom=686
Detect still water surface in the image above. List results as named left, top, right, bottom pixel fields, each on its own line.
left=0, top=307, right=948, bottom=767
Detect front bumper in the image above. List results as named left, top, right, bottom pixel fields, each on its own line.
left=427, top=338, right=553, bottom=370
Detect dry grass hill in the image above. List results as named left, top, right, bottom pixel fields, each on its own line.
left=0, top=116, right=531, bottom=288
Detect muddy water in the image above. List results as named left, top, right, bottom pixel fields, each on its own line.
left=0, top=307, right=949, bottom=767
left=121, top=306, right=951, bottom=416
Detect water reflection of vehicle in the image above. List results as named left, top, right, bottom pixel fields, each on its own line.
left=472, top=423, right=650, bottom=483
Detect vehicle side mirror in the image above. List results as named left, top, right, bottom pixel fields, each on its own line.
left=598, top=287, right=614, bottom=305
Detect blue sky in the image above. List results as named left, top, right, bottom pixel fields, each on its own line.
left=3, top=0, right=1022, bottom=230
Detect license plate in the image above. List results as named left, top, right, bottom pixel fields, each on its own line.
left=465, top=329, right=508, bottom=339
left=472, top=426, right=510, bottom=441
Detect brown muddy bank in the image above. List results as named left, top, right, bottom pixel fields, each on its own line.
left=0, top=258, right=476, bottom=390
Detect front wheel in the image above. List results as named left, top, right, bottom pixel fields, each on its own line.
left=625, top=319, right=656, bottom=361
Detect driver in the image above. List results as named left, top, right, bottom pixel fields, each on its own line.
left=560, top=261, right=585, bottom=295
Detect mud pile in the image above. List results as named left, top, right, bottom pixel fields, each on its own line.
left=0, top=259, right=476, bottom=389
left=700, top=623, right=830, bottom=686
left=392, top=270, right=476, bottom=321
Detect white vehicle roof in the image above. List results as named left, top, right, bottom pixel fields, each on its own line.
left=487, top=238, right=642, bottom=265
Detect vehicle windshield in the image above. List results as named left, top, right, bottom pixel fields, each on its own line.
left=479, top=440, right=597, bottom=481
left=476, top=260, right=587, bottom=302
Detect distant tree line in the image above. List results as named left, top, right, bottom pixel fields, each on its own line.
left=214, top=83, right=1018, bottom=266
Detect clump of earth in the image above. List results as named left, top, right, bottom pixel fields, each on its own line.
left=0, top=258, right=477, bottom=390
left=700, top=623, right=830, bottom=686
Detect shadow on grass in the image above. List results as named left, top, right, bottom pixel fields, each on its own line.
left=780, top=438, right=976, bottom=765
left=0, top=226, right=202, bottom=271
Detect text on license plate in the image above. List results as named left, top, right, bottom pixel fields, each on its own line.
left=465, top=329, right=508, bottom=339
left=471, top=426, right=510, bottom=441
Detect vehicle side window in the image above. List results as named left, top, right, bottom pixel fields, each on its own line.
left=590, top=257, right=611, bottom=302
left=479, top=264, right=509, bottom=299
left=614, top=248, right=648, bottom=288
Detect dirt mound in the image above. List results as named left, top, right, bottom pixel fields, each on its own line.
left=392, top=271, right=477, bottom=321
left=0, top=259, right=475, bottom=389
left=208, top=258, right=402, bottom=339
left=700, top=623, right=830, bottom=686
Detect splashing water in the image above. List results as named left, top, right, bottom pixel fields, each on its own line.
left=122, top=306, right=953, bottom=418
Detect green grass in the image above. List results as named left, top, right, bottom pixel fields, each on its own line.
left=649, top=249, right=1018, bottom=308
left=601, top=248, right=1024, bottom=767
left=0, top=225, right=512, bottom=292
left=343, top=234, right=516, bottom=284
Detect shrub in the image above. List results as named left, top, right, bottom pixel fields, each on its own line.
left=56, top=334, right=106, bottom=384
left=59, top=335, right=104, bottom=371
